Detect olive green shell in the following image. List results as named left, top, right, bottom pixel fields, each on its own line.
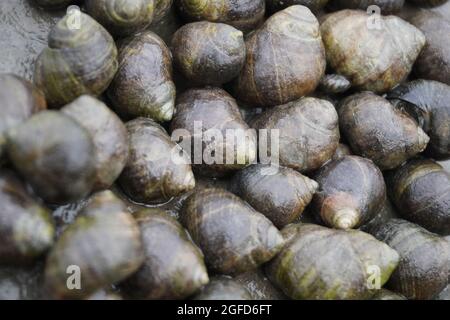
left=85, top=0, right=155, bottom=38
left=266, top=223, right=399, bottom=300
left=180, top=188, right=285, bottom=275
left=407, top=11, right=450, bottom=86
left=0, top=74, right=46, bottom=160
left=388, top=80, right=450, bottom=160
left=320, top=10, right=425, bottom=93
left=122, top=209, right=209, bottom=299
left=313, top=156, right=386, bottom=230
left=32, top=0, right=74, bottom=8
left=339, top=92, right=429, bottom=170
left=387, top=158, right=450, bottom=235
left=266, top=0, right=329, bottom=13
left=234, top=5, right=326, bottom=107
left=175, top=0, right=265, bottom=32
left=193, top=277, right=251, bottom=300
left=107, top=31, right=175, bottom=122
left=330, top=0, right=405, bottom=14
left=371, top=288, right=407, bottom=300
left=34, top=12, right=118, bottom=108
left=332, top=143, right=352, bottom=161
left=251, top=97, right=340, bottom=173
left=171, top=21, right=246, bottom=86
left=231, top=164, right=319, bottom=228
left=407, top=0, right=447, bottom=6
left=119, top=117, right=195, bottom=204
left=61, top=95, right=129, bottom=191
left=170, top=88, right=257, bottom=177
left=319, top=74, right=352, bottom=94
left=6, top=111, right=96, bottom=204
left=370, top=219, right=449, bottom=300
left=0, top=171, right=55, bottom=265
left=45, top=191, right=144, bottom=299
left=154, top=0, right=174, bottom=22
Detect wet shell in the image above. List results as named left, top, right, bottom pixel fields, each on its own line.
left=61, top=95, right=129, bottom=191
left=119, top=117, right=195, bottom=204
left=171, top=21, right=246, bottom=86
left=170, top=88, right=257, bottom=177
left=231, top=164, right=319, bottom=228
left=266, top=223, right=400, bottom=299
left=175, top=0, right=266, bottom=32
left=180, top=188, right=285, bottom=275
left=85, top=0, right=155, bottom=38
left=122, top=209, right=209, bottom=299
left=234, top=5, right=326, bottom=107
left=44, top=191, right=144, bottom=299
left=370, top=219, right=449, bottom=299
left=266, top=0, right=329, bottom=13
left=387, top=158, right=450, bottom=235
left=251, top=97, right=340, bottom=173
left=34, top=12, right=118, bottom=108
left=107, top=31, right=175, bottom=122
left=313, top=156, right=386, bottom=230
left=330, top=0, right=405, bottom=14
left=320, top=10, right=425, bottom=93
left=0, top=171, right=54, bottom=265
left=193, top=277, right=252, bottom=300
left=6, top=111, right=96, bottom=204
left=338, top=92, right=429, bottom=170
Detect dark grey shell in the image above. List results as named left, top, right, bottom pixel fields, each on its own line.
left=370, top=219, right=449, bottom=300
left=61, top=95, right=129, bottom=191
left=34, top=12, right=118, bottom=108
left=171, top=21, right=246, bottom=86
left=313, top=156, right=386, bottom=230
left=119, top=117, right=195, bottom=204
left=387, top=158, right=450, bottom=235
left=388, top=80, right=450, bottom=160
left=107, top=31, right=175, bottom=122
left=330, top=0, right=405, bottom=14
left=251, top=97, right=340, bottom=173
left=6, top=111, right=96, bottom=204
left=32, top=0, right=74, bottom=8
left=170, top=88, right=257, bottom=177
left=0, top=171, right=55, bottom=265
left=231, top=164, right=318, bottom=228
left=44, top=191, right=144, bottom=299
left=122, top=209, right=209, bottom=299
left=371, top=289, right=407, bottom=300
left=266, top=223, right=399, bottom=299
left=180, top=188, right=285, bottom=275
left=338, top=92, right=429, bottom=170
left=193, top=277, right=251, bottom=300
left=266, top=0, right=329, bottom=13
left=0, top=74, right=46, bottom=160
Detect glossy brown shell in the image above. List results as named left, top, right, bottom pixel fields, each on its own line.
left=119, top=117, right=195, bottom=204
left=122, top=209, right=208, bottom=299
left=387, top=158, right=450, bottom=235
left=193, top=277, right=251, bottom=300
left=370, top=219, right=449, bottom=299
left=6, top=111, right=96, bottom=204
left=61, top=95, right=129, bottom=191
left=251, top=97, right=340, bottom=173
left=44, top=191, right=144, bottom=299
left=266, top=223, right=399, bottom=299
left=0, top=74, right=46, bottom=159
left=338, top=92, right=429, bottom=170
left=171, top=21, right=245, bottom=86
left=180, top=188, right=285, bottom=275
left=408, top=11, right=450, bottom=86
left=0, top=171, right=54, bottom=265
left=107, top=31, right=175, bottom=122
left=170, top=88, right=257, bottom=177
left=34, top=12, right=118, bottom=108
left=234, top=5, right=326, bottom=107
left=313, top=156, right=386, bottom=230
left=85, top=0, right=155, bottom=38
left=320, top=10, right=425, bottom=93
left=231, top=164, right=319, bottom=228
left=388, top=80, right=450, bottom=160
left=175, top=0, right=265, bottom=32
